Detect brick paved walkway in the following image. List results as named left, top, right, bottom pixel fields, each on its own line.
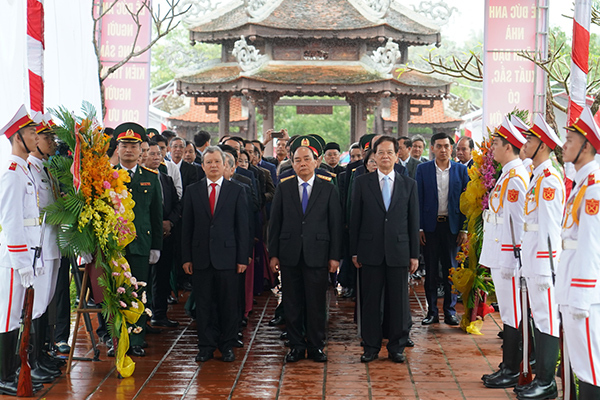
left=6, top=282, right=528, bottom=400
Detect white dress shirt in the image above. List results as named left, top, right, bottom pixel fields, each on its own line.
left=207, top=176, right=224, bottom=205
left=377, top=169, right=395, bottom=193
left=435, top=161, right=450, bottom=216
left=298, top=174, right=316, bottom=201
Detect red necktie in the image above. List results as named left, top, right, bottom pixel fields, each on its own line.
left=209, top=183, right=217, bottom=215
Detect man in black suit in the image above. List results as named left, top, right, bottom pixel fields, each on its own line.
left=269, top=136, right=343, bottom=362
left=411, top=134, right=429, bottom=163
left=456, top=136, right=474, bottom=168
left=397, top=136, right=421, bottom=179
left=349, top=136, right=420, bottom=363
left=182, top=146, right=249, bottom=363
left=169, top=136, right=199, bottom=192
left=144, top=141, right=182, bottom=328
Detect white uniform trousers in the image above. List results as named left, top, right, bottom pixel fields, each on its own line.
left=490, top=268, right=521, bottom=329
left=33, top=258, right=60, bottom=319
left=562, top=304, right=600, bottom=387
left=525, top=276, right=559, bottom=337
left=0, top=268, right=27, bottom=333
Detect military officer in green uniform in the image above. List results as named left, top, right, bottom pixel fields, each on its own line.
left=115, top=123, right=163, bottom=357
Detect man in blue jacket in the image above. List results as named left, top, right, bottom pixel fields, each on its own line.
left=416, top=132, right=469, bottom=326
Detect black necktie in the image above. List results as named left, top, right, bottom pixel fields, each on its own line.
left=572, top=180, right=576, bottom=190
left=128, top=170, right=134, bottom=178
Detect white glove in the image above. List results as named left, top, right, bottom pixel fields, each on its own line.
left=149, top=250, right=161, bottom=265
left=80, top=253, right=93, bottom=265
left=500, top=268, right=515, bottom=280
left=570, top=307, right=589, bottom=320
left=18, top=268, right=35, bottom=288
left=535, top=275, right=553, bottom=292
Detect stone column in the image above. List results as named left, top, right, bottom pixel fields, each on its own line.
left=218, top=94, right=230, bottom=138
left=397, top=96, right=409, bottom=137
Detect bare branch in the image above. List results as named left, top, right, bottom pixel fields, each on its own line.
left=407, top=50, right=483, bottom=82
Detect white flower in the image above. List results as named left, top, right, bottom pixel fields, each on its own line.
left=127, top=327, right=132, bottom=334
left=131, top=301, right=139, bottom=309
left=133, top=326, right=142, bottom=334
left=145, top=308, right=153, bottom=317
left=141, top=291, right=147, bottom=304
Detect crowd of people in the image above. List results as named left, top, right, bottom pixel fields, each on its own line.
left=1, top=102, right=599, bottom=399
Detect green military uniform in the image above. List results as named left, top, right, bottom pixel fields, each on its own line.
left=115, top=123, right=163, bottom=347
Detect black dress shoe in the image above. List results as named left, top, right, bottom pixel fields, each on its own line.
left=145, top=324, right=161, bottom=334
left=195, top=351, right=213, bottom=362
left=389, top=352, right=406, bottom=363
left=483, top=368, right=519, bottom=388
left=107, top=347, right=115, bottom=357
left=444, top=315, right=460, bottom=326
left=422, top=314, right=439, bottom=325
left=222, top=349, right=235, bottom=362
left=406, top=338, right=415, bottom=347
left=233, top=339, right=243, bottom=348
left=360, top=352, right=378, bottom=363
left=285, top=349, right=305, bottom=362
left=0, top=379, right=18, bottom=396
left=141, top=340, right=148, bottom=349
left=279, top=331, right=288, bottom=340
left=342, top=288, right=355, bottom=298
left=128, top=345, right=146, bottom=357
left=308, top=349, right=327, bottom=362
left=151, top=318, right=179, bottom=328
left=269, top=316, right=285, bottom=326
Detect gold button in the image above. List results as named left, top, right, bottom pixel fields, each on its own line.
left=144, top=189, right=147, bottom=193
left=147, top=231, right=150, bottom=234
left=495, top=238, right=499, bottom=242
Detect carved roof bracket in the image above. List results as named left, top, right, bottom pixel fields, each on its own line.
left=232, top=36, right=269, bottom=73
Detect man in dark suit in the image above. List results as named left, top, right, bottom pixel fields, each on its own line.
left=456, top=136, right=474, bottom=168
left=415, top=133, right=469, bottom=326
left=349, top=136, right=419, bottom=363
left=397, top=136, right=421, bottom=179
left=115, top=124, right=163, bottom=357
left=411, top=134, right=429, bottom=163
left=144, top=141, right=181, bottom=328
left=181, top=146, right=249, bottom=363
left=269, top=136, right=343, bottom=362
left=169, top=136, right=199, bottom=192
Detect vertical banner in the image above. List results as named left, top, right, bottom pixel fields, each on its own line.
left=483, top=1, right=547, bottom=131
left=568, top=0, right=591, bottom=125
left=27, top=0, right=44, bottom=112
left=97, top=1, right=151, bottom=128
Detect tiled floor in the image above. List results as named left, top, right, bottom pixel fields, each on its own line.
left=11, top=281, right=528, bottom=400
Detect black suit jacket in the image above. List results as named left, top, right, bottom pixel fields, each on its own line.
left=159, top=171, right=182, bottom=226
left=181, top=178, right=249, bottom=270
left=349, top=171, right=419, bottom=267
left=403, top=157, right=421, bottom=179
left=269, top=176, right=343, bottom=268
left=179, top=160, right=199, bottom=192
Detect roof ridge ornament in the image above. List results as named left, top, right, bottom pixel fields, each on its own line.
left=367, top=0, right=391, bottom=18
left=370, top=38, right=401, bottom=74
left=232, top=36, right=267, bottom=72
left=411, top=0, right=457, bottom=26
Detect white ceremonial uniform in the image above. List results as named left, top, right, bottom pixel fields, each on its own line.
left=0, top=155, right=41, bottom=333
left=28, top=155, right=60, bottom=319
left=521, top=160, right=564, bottom=337
left=556, top=160, right=600, bottom=387
left=479, top=158, right=529, bottom=329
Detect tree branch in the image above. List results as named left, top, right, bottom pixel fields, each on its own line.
left=407, top=50, right=484, bottom=82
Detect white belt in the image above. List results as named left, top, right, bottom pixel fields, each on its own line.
left=524, top=223, right=539, bottom=232
left=483, top=210, right=503, bottom=225
left=23, top=218, right=41, bottom=227
left=562, top=239, right=577, bottom=250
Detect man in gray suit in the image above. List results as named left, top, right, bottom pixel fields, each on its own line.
left=397, top=136, right=421, bottom=179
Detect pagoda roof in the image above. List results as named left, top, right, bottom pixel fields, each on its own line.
left=384, top=98, right=462, bottom=126
left=189, top=0, right=440, bottom=45
left=168, top=97, right=247, bottom=124
left=177, top=61, right=451, bottom=98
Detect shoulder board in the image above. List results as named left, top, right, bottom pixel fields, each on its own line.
left=280, top=175, right=295, bottom=182
left=160, top=161, right=166, bottom=166
left=543, top=168, right=551, bottom=177
left=330, top=172, right=337, bottom=178
left=509, top=169, right=516, bottom=178
left=352, top=168, right=357, bottom=172
left=141, top=166, right=158, bottom=174
left=316, top=174, right=332, bottom=182
left=588, top=173, right=597, bottom=186
left=8, top=162, right=17, bottom=171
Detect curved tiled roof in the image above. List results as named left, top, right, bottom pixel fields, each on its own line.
left=189, top=0, right=440, bottom=45
left=168, top=97, right=246, bottom=123
left=384, top=98, right=462, bottom=125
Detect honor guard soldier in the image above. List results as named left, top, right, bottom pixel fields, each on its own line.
left=556, top=107, right=600, bottom=398
left=27, top=113, right=63, bottom=382
left=0, top=105, right=40, bottom=395
left=480, top=116, right=529, bottom=388
left=115, top=123, right=163, bottom=357
left=279, top=135, right=335, bottom=184
left=515, top=115, right=565, bottom=399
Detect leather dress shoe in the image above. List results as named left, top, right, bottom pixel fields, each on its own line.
left=269, top=316, right=285, bottom=326
left=128, top=345, right=146, bottom=357
left=308, top=349, right=327, bottom=362
left=406, top=338, right=415, bottom=347
left=444, top=315, right=460, bottom=326
left=483, top=368, right=519, bottom=388
left=151, top=318, right=179, bottom=328
left=360, top=352, right=378, bottom=363
left=285, top=349, right=305, bottom=362
left=107, top=347, right=115, bottom=357
left=422, top=314, right=439, bottom=325
left=389, top=352, right=406, bottom=363
left=222, top=349, right=235, bottom=362
left=0, top=379, right=18, bottom=396
left=141, top=341, right=148, bottom=349
left=279, top=331, right=288, bottom=340
left=195, top=351, right=213, bottom=362
left=145, top=324, right=161, bottom=334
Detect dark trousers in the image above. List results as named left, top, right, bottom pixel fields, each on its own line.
left=280, top=255, right=328, bottom=352
left=361, top=263, right=410, bottom=354
left=423, top=221, right=458, bottom=318
left=192, top=266, right=239, bottom=353
left=53, top=257, right=72, bottom=343
left=152, top=236, right=174, bottom=321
